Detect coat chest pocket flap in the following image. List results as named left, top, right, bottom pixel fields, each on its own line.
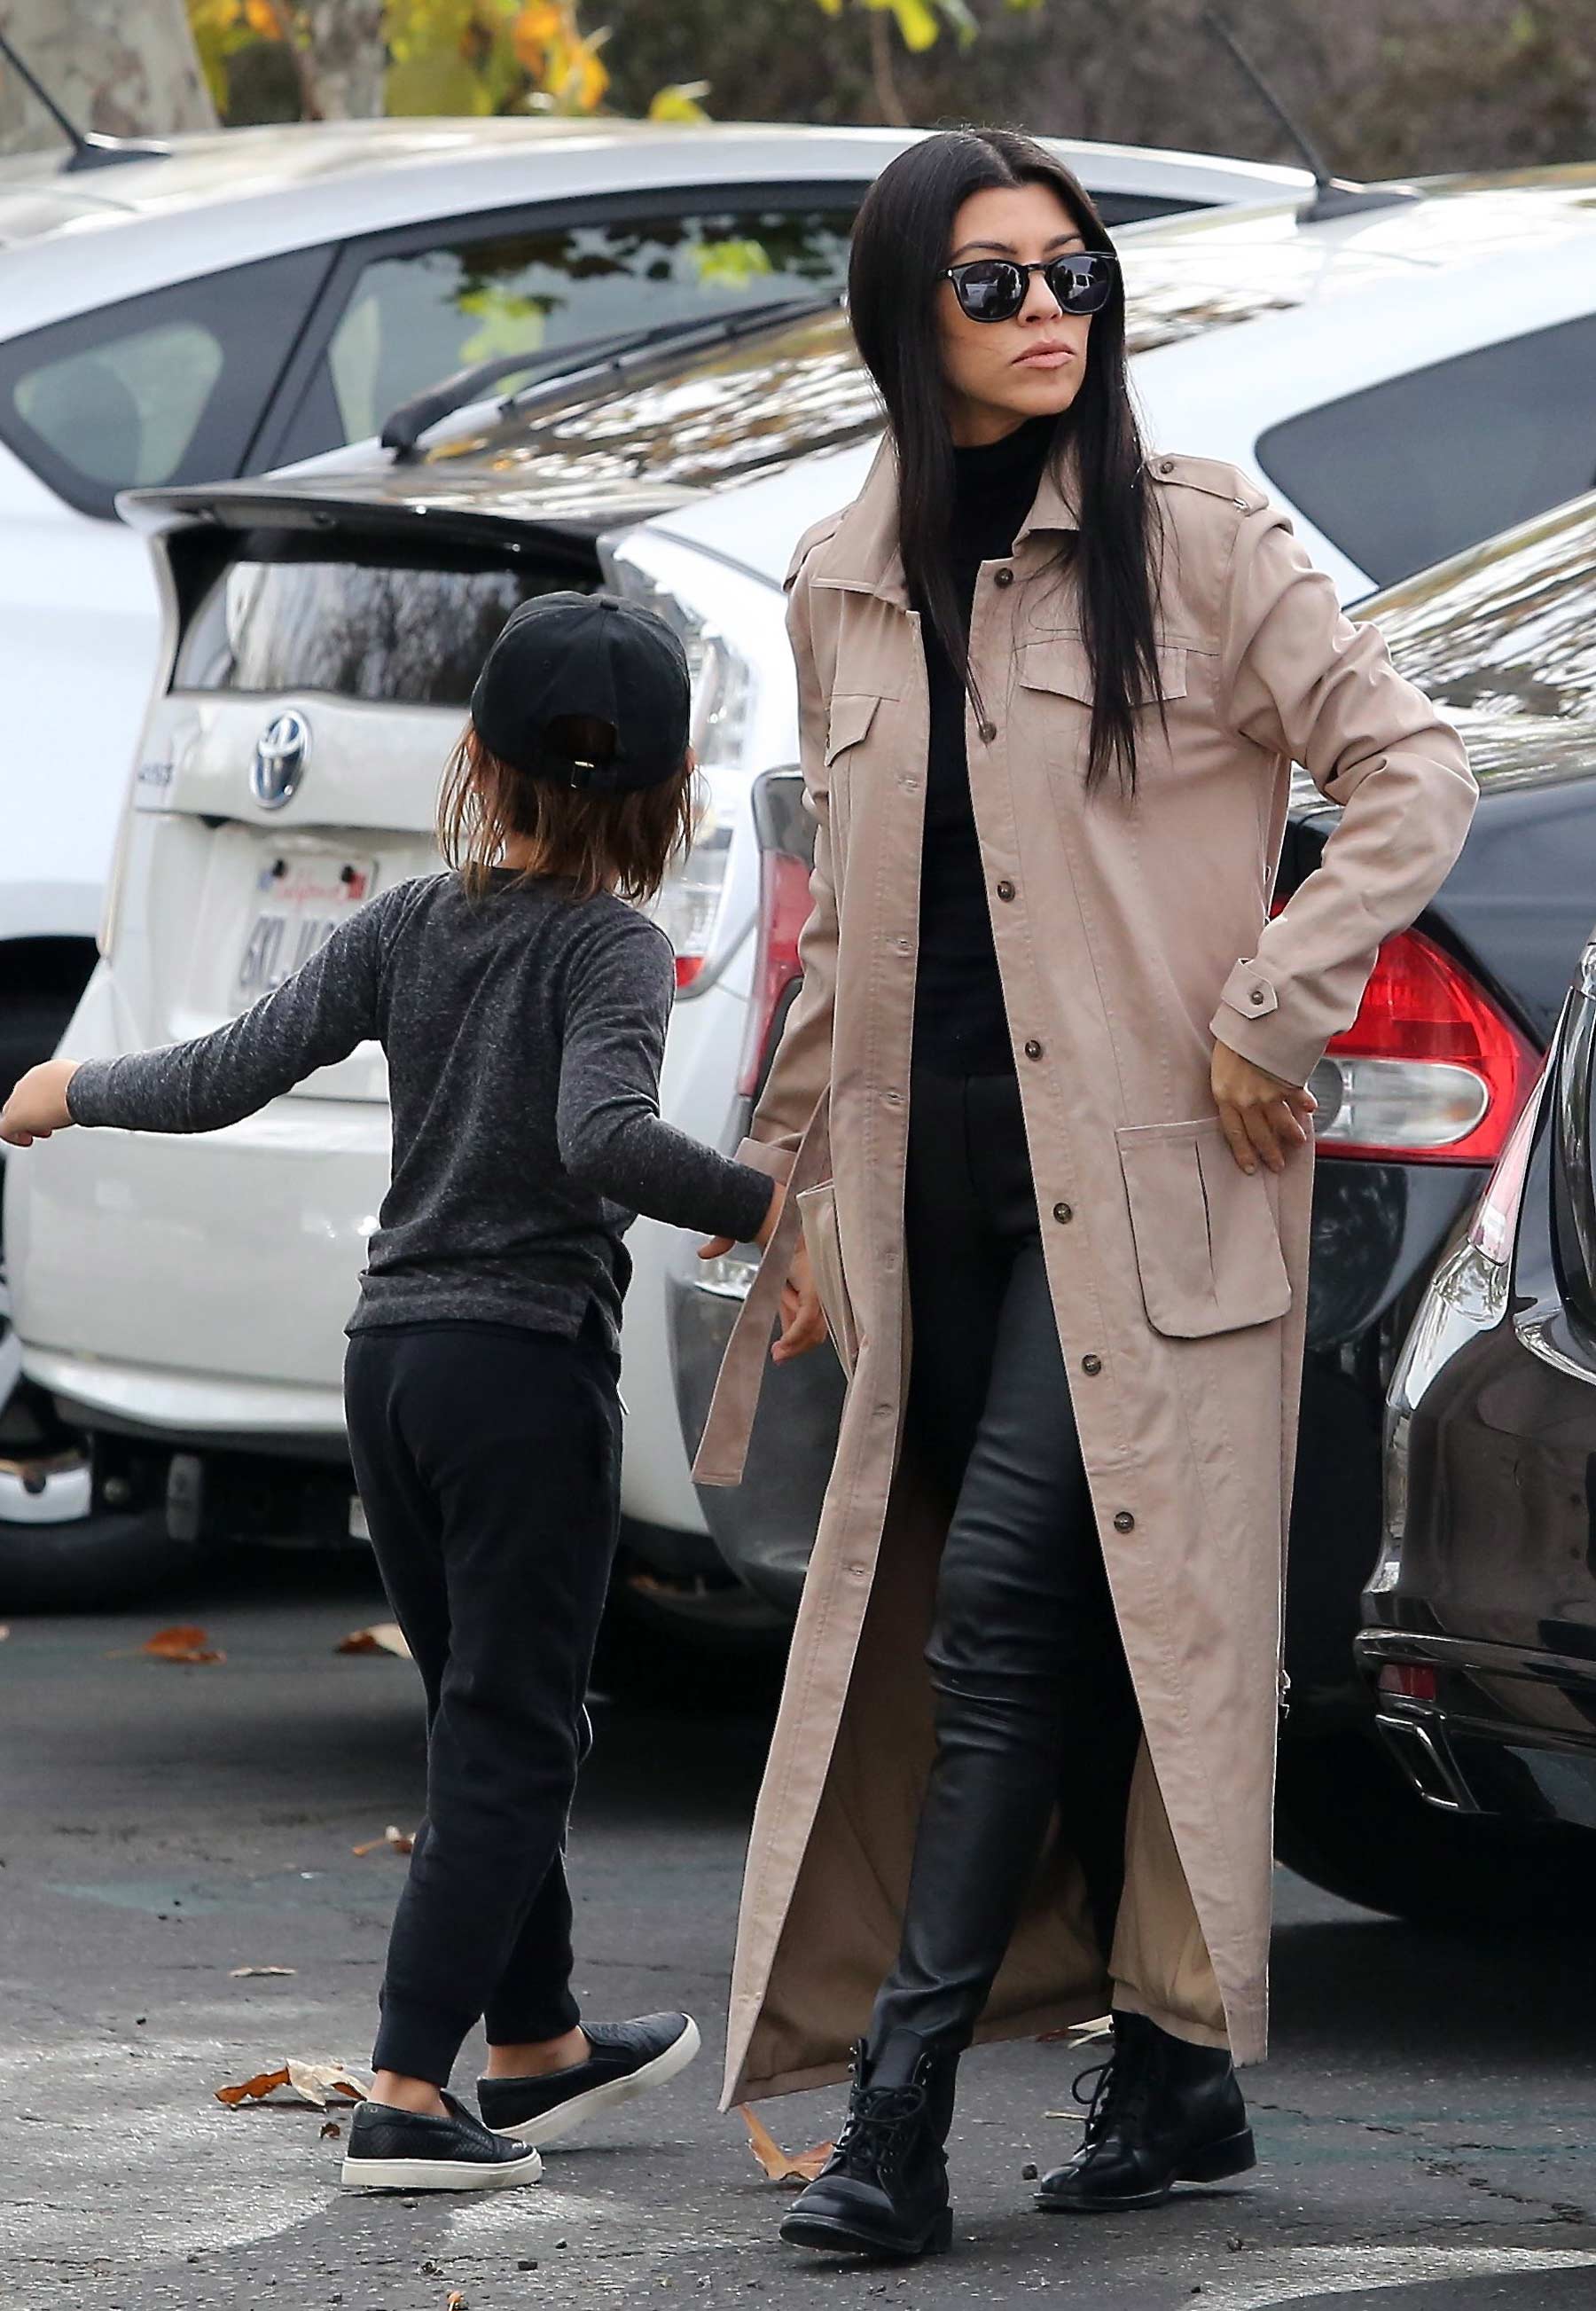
left=1115, top=1117, right=1290, bottom=1337
left=1018, top=637, right=1187, bottom=705
left=795, top=1179, right=860, bottom=1377
left=825, top=692, right=884, bottom=764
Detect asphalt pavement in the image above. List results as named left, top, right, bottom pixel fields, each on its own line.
left=3, top=1548, right=1594, bottom=2311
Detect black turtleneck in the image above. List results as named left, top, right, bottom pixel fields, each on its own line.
left=911, top=414, right=1054, bottom=1077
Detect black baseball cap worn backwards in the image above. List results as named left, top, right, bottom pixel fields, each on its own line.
left=470, top=590, right=692, bottom=793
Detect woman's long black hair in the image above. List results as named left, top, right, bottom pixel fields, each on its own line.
left=848, top=127, right=1163, bottom=795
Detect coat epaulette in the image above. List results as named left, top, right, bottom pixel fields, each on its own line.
left=1145, top=452, right=1269, bottom=515
left=784, top=511, right=846, bottom=592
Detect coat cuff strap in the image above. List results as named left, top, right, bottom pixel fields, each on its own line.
left=1209, top=960, right=1329, bottom=1087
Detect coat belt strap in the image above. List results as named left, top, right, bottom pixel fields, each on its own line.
left=692, top=1094, right=833, bottom=1490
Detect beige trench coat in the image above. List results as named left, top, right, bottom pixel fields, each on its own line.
left=694, top=441, right=1475, bottom=2104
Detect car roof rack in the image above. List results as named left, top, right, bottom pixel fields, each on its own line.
left=0, top=30, right=169, bottom=171
left=379, top=294, right=838, bottom=462
left=1201, top=11, right=1420, bottom=223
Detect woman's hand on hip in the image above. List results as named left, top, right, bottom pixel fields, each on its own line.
left=1211, top=1040, right=1316, bottom=1174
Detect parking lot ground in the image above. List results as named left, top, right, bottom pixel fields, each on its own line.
left=3, top=1551, right=1595, bottom=2311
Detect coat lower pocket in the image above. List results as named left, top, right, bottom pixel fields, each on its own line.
left=1115, top=1117, right=1291, bottom=1337
left=795, top=1179, right=859, bottom=1378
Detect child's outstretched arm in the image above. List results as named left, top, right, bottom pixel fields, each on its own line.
left=557, top=909, right=778, bottom=1248
left=1, top=892, right=389, bottom=1148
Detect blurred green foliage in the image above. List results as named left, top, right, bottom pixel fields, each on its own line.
left=185, top=0, right=1596, bottom=184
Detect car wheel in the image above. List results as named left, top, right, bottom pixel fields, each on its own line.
left=0, top=970, right=95, bottom=1113
left=0, top=1508, right=196, bottom=1614
left=591, top=1555, right=787, bottom=1714
left=1275, top=1728, right=1596, bottom=1928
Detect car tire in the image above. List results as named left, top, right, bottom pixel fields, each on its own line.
left=591, top=1557, right=787, bottom=1715
left=0, top=1510, right=195, bottom=1614
left=1275, top=1728, right=1596, bottom=1929
left=0, top=975, right=94, bottom=1112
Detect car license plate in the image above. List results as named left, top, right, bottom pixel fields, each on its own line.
left=236, top=853, right=376, bottom=1005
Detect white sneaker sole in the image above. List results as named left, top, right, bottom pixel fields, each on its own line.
left=493, top=2015, right=702, bottom=2148
left=340, top=2144, right=544, bottom=2193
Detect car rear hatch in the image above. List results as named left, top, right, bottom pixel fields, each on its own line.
left=13, top=485, right=635, bottom=1404
left=119, top=487, right=613, bottom=1087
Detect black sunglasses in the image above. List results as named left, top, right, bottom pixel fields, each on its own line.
left=942, top=251, right=1118, bottom=324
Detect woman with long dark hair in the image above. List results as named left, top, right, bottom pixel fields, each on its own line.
left=695, top=128, right=1474, bottom=2261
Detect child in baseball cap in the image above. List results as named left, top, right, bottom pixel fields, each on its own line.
left=2, top=591, right=782, bottom=2192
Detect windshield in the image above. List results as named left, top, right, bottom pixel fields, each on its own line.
left=1375, top=493, right=1596, bottom=723
left=416, top=305, right=885, bottom=512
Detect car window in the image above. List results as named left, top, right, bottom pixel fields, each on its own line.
left=0, top=248, right=334, bottom=521
left=1256, top=315, right=1596, bottom=590
left=284, top=204, right=857, bottom=455
left=174, top=542, right=572, bottom=706
left=1375, top=494, right=1596, bottom=724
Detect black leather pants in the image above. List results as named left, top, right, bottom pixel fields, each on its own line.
left=870, top=1069, right=1143, bottom=2058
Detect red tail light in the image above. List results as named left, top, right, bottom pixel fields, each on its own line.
left=1377, top=1661, right=1438, bottom=1701
left=1301, top=925, right=1539, bottom=1163
left=737, top=845, right=812, bottom=1099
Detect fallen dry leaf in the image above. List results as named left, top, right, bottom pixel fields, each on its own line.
left=351, top=1825, right=414, bottom=1857
left=446, top=2296, right=468, bottom=2311
left=737, top=2103, right=833, bottom=2186
left=228, top=1965, right=296, bottom=1980
left=1037, top=2016, right=1113, bottom=2046
left=319, top=2119, right=342, bottom=2141
left=215, top=2060, right=367, bottom=2110
left=143, top=1624, right=225, bottom=1665
left=335, top=1622, right=411, bottom=1660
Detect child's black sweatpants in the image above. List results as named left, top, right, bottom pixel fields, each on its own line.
left=343, top=1313, right=622, bottom=2086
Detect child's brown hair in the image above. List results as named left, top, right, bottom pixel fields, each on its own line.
left=437, top=712, right=697, bottom=905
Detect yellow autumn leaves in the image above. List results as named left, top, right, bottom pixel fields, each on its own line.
left=186, top=0, right=708, bottom=122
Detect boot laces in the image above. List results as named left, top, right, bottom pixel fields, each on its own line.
left=833, top=2080, right=928, bottom=2181
left=1073, top=2027, right=1162, bottom=2156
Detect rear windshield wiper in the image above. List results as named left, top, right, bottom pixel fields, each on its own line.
left=379, top=295, right=839, bottom=462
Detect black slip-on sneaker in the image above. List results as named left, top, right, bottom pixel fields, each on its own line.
left=340, top=2090, right=544, bottom=2192
left=477, top=2012, right=700, bottom=2147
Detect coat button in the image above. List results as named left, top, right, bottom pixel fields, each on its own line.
left=1113, top=1510, right=1136, bottom=1532
left=997, top=879, right=1016, bottom=902
left=1023, top=1038, right=1044, bottom=1060
left=1156, top=457, right=1174, bottom=476
left=978, top=720, right=998, bottom=743
left=1052, top=1201, right=1074, bottom=1224
left=1249, top=984, right=1267, bottom=1004
left=994, top=566, right=1014, bottom=588
left=1082, top=1353, right=1103, bottom=1375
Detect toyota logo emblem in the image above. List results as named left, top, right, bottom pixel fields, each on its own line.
left=251, top=709, right=311, bottom=810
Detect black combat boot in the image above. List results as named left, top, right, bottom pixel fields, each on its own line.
left=1036, top=2010, right=1255, bottom=2213
left=778, top=2031, right=954, bottom=2260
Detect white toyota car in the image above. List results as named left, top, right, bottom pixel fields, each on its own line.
left=0, top=117, right=1303, bottom=1099
left=7, top=167, right=1595, bottom=1644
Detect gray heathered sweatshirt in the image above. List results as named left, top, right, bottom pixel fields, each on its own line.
left=66, top=872, right=775, bottom=1351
